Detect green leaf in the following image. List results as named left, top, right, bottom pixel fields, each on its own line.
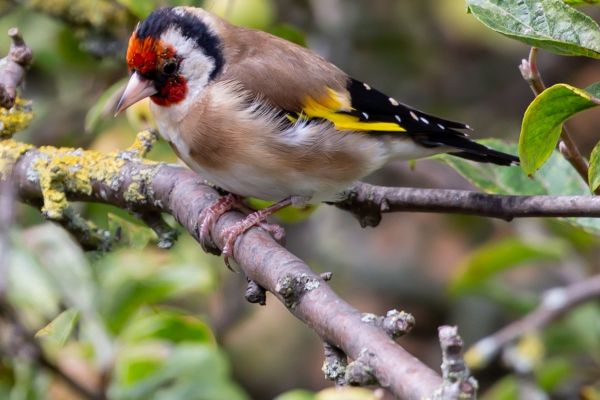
left=535, top=357, right=572, bottom=392
left=121, top=310, right=215, bottom=345
left=85, top=79, right=126, bottom=134
left=481, top=376, right=519, bottom=400
left=466, top=0, right=600, bottom=58
left=450, top=238, right=566, bottom=294
left=35, top=308, right=80, bottom=348
left=440, top=139, right=600, bottom=233
left=520, top=83, right=600, bottom=175
left=589, top=140, right=600, bottom=191
left=112, top=344, right=249, bottom=400
left=564, top=0, right=600, bottom=5
left=115, top=0, right=157, bottom=19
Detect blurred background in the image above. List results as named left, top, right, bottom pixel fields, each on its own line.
left=1, top=0, right=600, bottom=399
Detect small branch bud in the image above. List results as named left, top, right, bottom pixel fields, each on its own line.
left=245, top=279, right=267, bottom=305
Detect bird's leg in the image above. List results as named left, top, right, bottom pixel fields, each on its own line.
left=235, top=203, right=286, bottom=244
left=198, top=193, right=242, bottom=254
left=222, top=197, right=293, bottom=269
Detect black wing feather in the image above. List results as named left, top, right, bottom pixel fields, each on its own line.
left=345, top=78, right=519, bottom=166
left=345, top=79, right=471, bottom=133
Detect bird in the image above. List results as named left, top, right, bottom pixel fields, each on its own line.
left=115, top=6, right=519, bottom=267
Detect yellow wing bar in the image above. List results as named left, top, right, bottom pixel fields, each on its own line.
left=300, top=88, right=406, bottom=132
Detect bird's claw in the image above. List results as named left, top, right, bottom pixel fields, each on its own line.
left=221, top=218, right=286, bottom=270
left=198, top=194, right=240, bottom=255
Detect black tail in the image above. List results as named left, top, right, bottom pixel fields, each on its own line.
left=410, top=131, right=519, bottom=166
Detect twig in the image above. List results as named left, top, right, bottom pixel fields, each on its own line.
left=335, top=181, right=600, bottom=227
left=519, top=47, right=593, bottom=191
left=466, top=274, right=600, bottom=369
left=0, top=28, right=33, bottom=109
left=434, top=326, right=477, bottom=400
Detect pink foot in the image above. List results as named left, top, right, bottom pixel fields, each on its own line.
left=198, top=194, right=241, bottom=254
left=221, top=198, right=293, bottom=269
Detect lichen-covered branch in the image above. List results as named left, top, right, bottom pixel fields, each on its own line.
left=434, top=326, right=477, bottom=400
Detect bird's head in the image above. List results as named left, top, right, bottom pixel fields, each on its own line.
left=116, top=7, right=224, bottom=114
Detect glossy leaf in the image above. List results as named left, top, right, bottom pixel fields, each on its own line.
left=450, top=237, right=566, bottom=294
left=520, top=83, right=600, bottom=175
left=466, top=0, right=600, bottom=58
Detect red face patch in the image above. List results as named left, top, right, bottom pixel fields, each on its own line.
left=152, top=76, right=188, bottom=106
left=126, top=33, right=187, bottom=107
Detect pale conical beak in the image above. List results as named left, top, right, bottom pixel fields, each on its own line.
left=114, top=72, right=158, bottom=116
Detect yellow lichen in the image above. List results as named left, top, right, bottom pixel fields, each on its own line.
left=1, top=124, right=161, bottom=223
left=127, top=130, right=160, bottom=158
left=0, top=139, right=33, bottom=173
left=0, top=97, right=33, bottom=139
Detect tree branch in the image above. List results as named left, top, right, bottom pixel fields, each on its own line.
left=466, top=273, right=600, bottom=370
left=335, top=181, right=600, bottom=228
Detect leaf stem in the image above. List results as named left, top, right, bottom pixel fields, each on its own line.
left=520, top=47, right=595, bottom=193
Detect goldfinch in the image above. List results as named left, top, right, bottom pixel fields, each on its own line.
left=115, top=7, right=518, bottom=265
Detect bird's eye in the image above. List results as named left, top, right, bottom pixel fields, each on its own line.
left=163, top=62, right=177, bottom=75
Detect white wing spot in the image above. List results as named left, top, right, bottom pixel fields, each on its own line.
left=410, top=111, right=419, bottom=121
left=420, top=117, right=429, bottom=125
left=389, top=97, right=399, bottom=106
left=362, top=112, right=369, bottom=120
left=395, top=115, right=402, bottom=123
left=437, top=123, right=445, bottom=130
left=363, top=83, right=372, bottom=90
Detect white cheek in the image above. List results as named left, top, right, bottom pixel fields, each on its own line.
left=160, top=28, right=214, bottom=114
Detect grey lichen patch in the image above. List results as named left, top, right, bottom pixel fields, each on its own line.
left=322, top=357, right=347, bottom=383
left=383, top=309, right=415, bottom=339
left=361, top=310, right=415, bottom=339
left=275, top=273, right=321, bottom=309
left=361, top=313, right=378, bottom=324
left=123, top=166, right=159, bottom=205
left=345, top=349, right=378, bottom=387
